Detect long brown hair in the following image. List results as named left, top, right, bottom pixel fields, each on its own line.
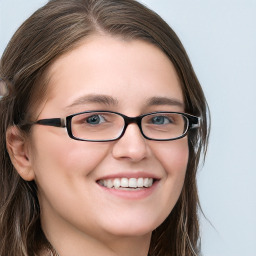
left=0, top=0, right=209, bottom=255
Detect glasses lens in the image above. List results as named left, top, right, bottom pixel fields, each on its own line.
left=142, top=112, right=188, bottom=140
left=71, top=112, right=124, bottom=141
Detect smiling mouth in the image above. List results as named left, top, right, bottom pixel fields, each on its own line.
left=97, top=177, right=156, bottom=190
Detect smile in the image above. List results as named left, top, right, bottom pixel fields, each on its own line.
left=97, top=177, right=154, bottom=189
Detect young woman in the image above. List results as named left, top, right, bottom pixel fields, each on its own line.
left=0, top=0, right=209, bottom=255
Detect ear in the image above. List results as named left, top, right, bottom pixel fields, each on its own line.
left=6, top=126, right=35, bottom=181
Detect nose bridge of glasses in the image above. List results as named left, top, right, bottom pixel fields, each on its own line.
left=120, top=115, right=143, bottom=138
left=123, top=115, right=143, bottom=129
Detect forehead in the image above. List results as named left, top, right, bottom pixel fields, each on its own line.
left=42, top=35, right=183, bottom=115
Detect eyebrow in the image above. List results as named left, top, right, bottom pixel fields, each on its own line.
left=146, top=96, right=184, bottom=108
left=66, top=94, right=119, bottom=109
left=66, top=94, right=184, bottom=109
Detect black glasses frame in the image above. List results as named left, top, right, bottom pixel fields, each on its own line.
left=34, top=110, right=200, bottom=142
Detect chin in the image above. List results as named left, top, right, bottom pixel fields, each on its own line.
left=101, top=215, right=164, bottom=238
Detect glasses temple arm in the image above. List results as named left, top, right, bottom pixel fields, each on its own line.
left=35, top=118, right=66, bottom=127
left=190, top=117, right=201, bottom=129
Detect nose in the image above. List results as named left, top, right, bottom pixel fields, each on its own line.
left=111, top=123, right=149, bottom=162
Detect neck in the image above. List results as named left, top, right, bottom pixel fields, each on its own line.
left=46, top=233, right=151, bottom=256
left=42, top=219, right=151, bottom=256
left=40, top=202, right=151, bottom=256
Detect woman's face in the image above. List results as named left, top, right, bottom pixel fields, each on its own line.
left=28, top=35, right=188, bottom=242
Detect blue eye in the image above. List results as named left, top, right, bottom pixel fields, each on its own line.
left=87, top=115, right=105, bottom=125
left=151, top=116, right=171, bottom=125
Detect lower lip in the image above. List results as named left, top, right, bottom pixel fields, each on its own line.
left=97, top=180, right=159, bottom=200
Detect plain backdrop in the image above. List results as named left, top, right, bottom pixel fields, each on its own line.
left=0, top=1, right=255, bottom=256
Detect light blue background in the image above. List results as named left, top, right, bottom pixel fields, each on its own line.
left=0, top=1, right=255, bottom=255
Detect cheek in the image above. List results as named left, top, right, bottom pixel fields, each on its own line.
left=29, top=128, right=111, bottom=189
left=59, top=143, right=110, bottom=175
left=29, top=130, right=112, bottom=221
left=145, top=138, right=189, bottom=227
left=151, top=137, right=189, bottom=176
left=151, top=138, right=188, bottom=205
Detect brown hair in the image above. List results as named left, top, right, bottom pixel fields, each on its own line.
left=0, top=0, right=209, bottom=255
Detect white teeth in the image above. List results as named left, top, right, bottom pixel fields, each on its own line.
left=113, top=178, right=121, bottom=188
left=137, top=178, right=144, bottom=188
left=129, top=178, right=137, bottom=188
left=144, top=178, right=149, bottom=187
left=106, top=179, right=113, bottom=188
left=120, top=178, right=129, bottom=187
left=144, top=178, right=153, bottom=187
left=98, top=177, right=154, bottom=189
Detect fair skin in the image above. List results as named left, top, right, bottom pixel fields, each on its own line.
left=7, top=35, right=188, bottom=256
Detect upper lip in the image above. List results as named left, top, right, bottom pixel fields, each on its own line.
left=96, top=172, right=161, bottom=181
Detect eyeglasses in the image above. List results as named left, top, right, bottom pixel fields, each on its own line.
left=33, top=111, right=200, bottom=142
